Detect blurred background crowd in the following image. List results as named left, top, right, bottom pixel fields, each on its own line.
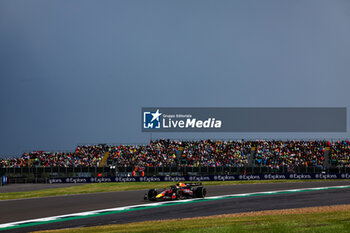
left=1, top=140, right=349, bottom=169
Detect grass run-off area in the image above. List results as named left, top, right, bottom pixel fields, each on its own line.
left=0, top=179, right=342, bottom=200
left=36, top=205, right=350, bottom=233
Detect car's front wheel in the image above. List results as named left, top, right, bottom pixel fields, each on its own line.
left=175, top=189, right=182, bottom=200
left=195, top=187, right=206, bottom=198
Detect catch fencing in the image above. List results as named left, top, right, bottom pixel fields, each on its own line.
left=0, top=175, right=7, bottom=186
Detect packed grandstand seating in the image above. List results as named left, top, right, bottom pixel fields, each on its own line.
left=329, top=141, right=350, bottom=167
left=254, top=140, right=327, bottom=169
left=1, top=140, right=350, bottom=168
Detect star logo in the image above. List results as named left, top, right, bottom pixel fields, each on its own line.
left=143, top=109, right=162, bottom=129
left=150, top=109, right=162, bottom=123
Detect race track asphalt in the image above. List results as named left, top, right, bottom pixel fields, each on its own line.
left=1, top=180, right=350, bottom=232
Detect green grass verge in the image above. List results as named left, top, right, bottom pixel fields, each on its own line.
left=0, top=179, right=343, bottom=200
left=35, top=207, right=350, bottom=233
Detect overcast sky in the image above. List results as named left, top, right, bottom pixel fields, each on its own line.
left=1, top=0, right=350, bottom=157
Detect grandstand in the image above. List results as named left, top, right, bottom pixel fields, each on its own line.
left=1, top=139, right=350, bottom=183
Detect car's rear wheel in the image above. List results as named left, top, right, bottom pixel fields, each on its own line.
left=195, top=187, right=206, bottom=198
left=148, top=189, right=157, bottom=200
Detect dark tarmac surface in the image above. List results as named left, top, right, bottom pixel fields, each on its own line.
left=2, top=180, right=350, bottom=232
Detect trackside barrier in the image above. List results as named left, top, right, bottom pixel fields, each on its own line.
left=3, top=166, right=350, bottom=177
left=1, top=176, right=7, bottom=186
left=48, top=173, right=350, bottom=183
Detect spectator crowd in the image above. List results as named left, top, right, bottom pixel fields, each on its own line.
left=1, top=140, right=350, bottom=169
left=254, top=140, right=327, bottom=170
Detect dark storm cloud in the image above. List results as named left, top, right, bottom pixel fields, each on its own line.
left=1, top=0, right=350, bottom=157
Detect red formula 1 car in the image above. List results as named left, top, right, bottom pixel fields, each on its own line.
left=144, top=182, right=207, bottom=201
